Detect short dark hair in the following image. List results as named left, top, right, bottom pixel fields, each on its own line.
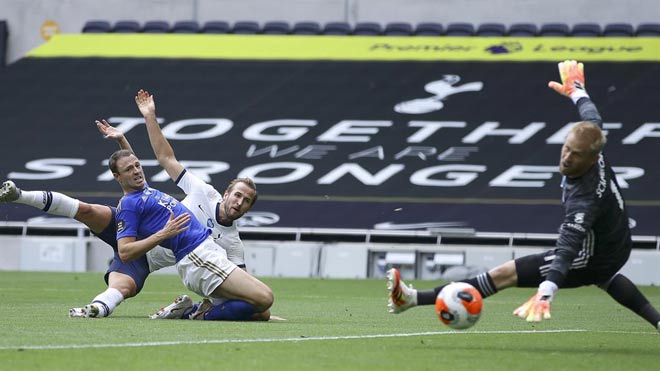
left=226, top=177, right=258, bottom=205
left=108, top=149, right=135, bottom=173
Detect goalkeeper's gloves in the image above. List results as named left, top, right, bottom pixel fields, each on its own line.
left=548, top=59, right=589, bottom=104
left=513, top=280, right=558, bottom=322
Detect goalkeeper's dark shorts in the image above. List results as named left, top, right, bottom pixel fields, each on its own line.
left=514, top=249, right=628, bottom=288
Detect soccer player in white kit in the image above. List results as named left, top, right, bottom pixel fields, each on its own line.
left=129, top=89, right=277, bottom=320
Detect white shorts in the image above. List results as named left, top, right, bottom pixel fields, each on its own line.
left=146, top=246, right=176, bottom=272
left=176, top=237, right=238, bottom=297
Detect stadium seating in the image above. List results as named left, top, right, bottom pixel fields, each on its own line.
left=112, top=20, right=141, bottom=33
left=413, top=22, right=444, bottom=36
left=142, top=20, right=170, bottom=33
left=171, top=20, right=200, bottom=33
left=232, top=21, right=260, bottom=34
left=82, top=20, right=112, bottom=33
left=539, top=23, right=570, bottom=36
left=201, top=21, right=230, bottom=34
left=78, top=20, right=660, bottom=39
left=322, top=22, right=351, bottom=35
left=353, top=22, right=382, bottom=36
left=476, top=23, right=506, bottom=36
left=507, top=23, right=538, bottom=36
left=635, top=23, right=660, bottom=36
left=445, top=23, right=474, bottom=36
left=571, top=23, right=602, bottom=37
left=383, top=22, right=413, bottom=36
left=262, top=21, right=290, bottom=35
left=292, top=21, right=322, bottom=35
left=603, top=23, right=634, bottom=36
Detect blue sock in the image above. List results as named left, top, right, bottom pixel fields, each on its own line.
left=203, top=300, right=258, bottom=321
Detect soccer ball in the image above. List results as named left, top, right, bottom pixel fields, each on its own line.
left=435, top=282, right=483, bottom=330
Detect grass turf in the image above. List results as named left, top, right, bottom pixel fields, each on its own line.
left=1, top=271, right=659, bottom=370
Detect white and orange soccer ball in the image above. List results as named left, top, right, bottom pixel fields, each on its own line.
left=435, top=282, right=483, bottom=329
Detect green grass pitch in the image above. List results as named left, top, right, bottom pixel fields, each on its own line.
left=1, top=271, right=659, bottom=370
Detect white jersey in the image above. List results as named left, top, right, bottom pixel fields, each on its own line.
left=146, top=169, right=246, bottom=272
left=178, top=170, right=245, bottom=266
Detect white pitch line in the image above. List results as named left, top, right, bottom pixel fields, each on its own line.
left=0, top=329, right=587, bottom=351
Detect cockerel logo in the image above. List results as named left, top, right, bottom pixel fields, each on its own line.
left=394, top=75, right=483, bottom=114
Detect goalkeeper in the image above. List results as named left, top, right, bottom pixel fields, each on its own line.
left=387, top=60, right=660, bottom=331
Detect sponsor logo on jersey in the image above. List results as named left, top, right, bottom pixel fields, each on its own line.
left=565, top=222, right=586, bottom=233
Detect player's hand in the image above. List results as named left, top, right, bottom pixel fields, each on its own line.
left=513, top=293, right=551, bottom=322
left=548, top=60, right=587, bottom=99
left=135, top=89, right=157, bottom=117
left=95, top=119, right=125, bottom=142
left=157, top=211, right=191, bottom=240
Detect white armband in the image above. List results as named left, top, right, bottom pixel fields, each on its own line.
left=570, top=87, right=590, bottom=104
left=538, top=280, right=559, bottom=301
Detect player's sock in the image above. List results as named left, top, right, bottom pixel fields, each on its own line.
left=418, top=272, right=498, bottom=305
left=90, top=288, right=124, bottom=317
left=604, top=273, right=660, bottom=327
left=203, top=300, right=258, bottom=321
left=16, top=190, right=79, bottom=218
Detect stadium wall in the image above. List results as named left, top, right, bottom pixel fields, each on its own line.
left=1, top=223, right=659, bottom=284
left=1, top=0, right=660, bottom=63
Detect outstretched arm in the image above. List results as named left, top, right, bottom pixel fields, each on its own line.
left=96, top=119, right=135, bottom=153
left=548, top=59, right=603, bottom=127
left=514, top=60, right=598, bottom=323
left=118, top=212, right=191, bottom=262
left=135, top=89, right=184, bottom=182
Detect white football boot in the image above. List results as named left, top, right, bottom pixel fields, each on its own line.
left=387, top=268, right=417, bottom=314
left=68, top=304, right=100, bottom=318
left=150, top=294, right=193, bottom=319
left=0, top=181, right=21, bottom=202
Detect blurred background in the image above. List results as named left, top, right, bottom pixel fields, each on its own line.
left=1, top=0, right=659, bottom=282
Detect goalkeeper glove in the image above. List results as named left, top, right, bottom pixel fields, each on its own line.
left=548, top=59, right=589, bottom=104
left=513, top=281, right=558, bottom=322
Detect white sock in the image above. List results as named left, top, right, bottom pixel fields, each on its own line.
left=91, top=288, right=124, bottom=317
left=16, top=190, right=79, bottom=218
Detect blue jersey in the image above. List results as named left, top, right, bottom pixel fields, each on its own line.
left=116, top=186, right=210, bottom=262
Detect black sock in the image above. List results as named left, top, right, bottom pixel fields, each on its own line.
left=605, top=273, right=660, bottom=327
left=418, top=272, right=498, bottom=305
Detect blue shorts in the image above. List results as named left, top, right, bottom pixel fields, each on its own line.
left=92, top=206, right=150, bottom=294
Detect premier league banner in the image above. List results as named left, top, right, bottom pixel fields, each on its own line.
left=1, top=35, right=659, bottom=234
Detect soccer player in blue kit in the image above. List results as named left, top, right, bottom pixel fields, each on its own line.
left=108, top=145, right=273, bottom=320
left=0, top=99, right=274, bottom=321
left=387, top=60, right=660, bottom=332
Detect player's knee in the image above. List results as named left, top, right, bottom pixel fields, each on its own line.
left=254, top=286, right=274, bottom=312
left=108, top=274, right=138, bottom=298
left=488, top=260, right=517, bottom=288
left=597, top=273, right=621, bottom=291
left=251, top=309, right=271, bottom=321
left=76, top=203, right=112, bottom=233
left=111, top=285, right=137, bottom=299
